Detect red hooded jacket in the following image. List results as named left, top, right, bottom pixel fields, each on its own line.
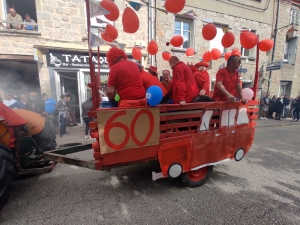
left=172, top=62, right=199, bottom=103
left=194, top=71, right=210, bottom=94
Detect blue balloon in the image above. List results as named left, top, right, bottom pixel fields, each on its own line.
left=146, top=85, right=163, bottom=106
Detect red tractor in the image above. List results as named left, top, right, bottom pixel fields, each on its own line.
left=0, top=103, right=56, bottom=209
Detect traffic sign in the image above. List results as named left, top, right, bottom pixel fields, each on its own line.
left=266, top=60, right=283, bottom=71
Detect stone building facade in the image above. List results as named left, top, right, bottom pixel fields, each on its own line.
left=269, top=0, right=300, bottom=98
left=0, top=0, right=148, bottom=123
left=154, top=0, right=275, bottom=98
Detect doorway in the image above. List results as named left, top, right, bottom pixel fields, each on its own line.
left=58, top=72, right=81, bottom=124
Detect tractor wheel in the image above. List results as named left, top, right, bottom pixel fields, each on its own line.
left=0, top=144, right=18, bottom=209
left=181, top=166, right=213, bottom=188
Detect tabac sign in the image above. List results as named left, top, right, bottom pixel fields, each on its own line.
left=46, top=51, right=109, bottom=69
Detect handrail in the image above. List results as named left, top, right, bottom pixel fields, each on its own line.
left=0, top=19, right=37, bottom=26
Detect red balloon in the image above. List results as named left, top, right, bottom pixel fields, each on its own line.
left=231, top=49, right=241, bottom=57
left=101, top=32, right=113, bottom=42
left=105, top=24, right=118, bottom=41
left=170, top=35, right=183, bottom=47
left=240, top=30, right=258, bottom=49
left=185, top=48, right=194, bottom=56
left=147, top=40, right=158, bottom=55
left=100, top=0, right=119, bottom=21
left=122, top=7, right=139, bottom=33
left=162, top=51, right=171, bottom=61
left=202, top=51, right=212, bottom=62
left=132, top=47, right=142, bottom=60
left=202, top=23, right=217, bottom=41
left=259, top=39, right=274, bottom=52
left=211, top=48, right=221, bottom=60
left=224, top=52, right=231, bottom=61
left=165, top=0, right=186, bottom=13
left=221, top=32, right=235, bottom=48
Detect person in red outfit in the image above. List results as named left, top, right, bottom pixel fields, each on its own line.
left=187, top=62, right=197, bottom=74
left=106, top=48, right=146, bottom=107
left=168, top=56, right=199, bottom=106
left=194, top=61, right=210, bottom=96
left=137, top=64, right=169, bottom=104
left=145, top=65, right=158, bottom=79
left=161, top=69, right=173, bottom=94
left=212, top=55, right=245, bottom=102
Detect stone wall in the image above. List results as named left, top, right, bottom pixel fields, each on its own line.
left=268, top=0, right=300, bottom=98
left=0, top=0, right=149, bottom=95
left=155, top=0, right=273, bottom=89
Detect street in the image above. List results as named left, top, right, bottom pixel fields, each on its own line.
left=0, top=125, right=299, bottom=225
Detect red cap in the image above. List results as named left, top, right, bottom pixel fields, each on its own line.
left=195, top=62, right=209, bottom=68
left=145, top=65, right=158, bottom=74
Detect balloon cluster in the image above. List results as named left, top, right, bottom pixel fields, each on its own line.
left=99, top=0, right=140, bottom=43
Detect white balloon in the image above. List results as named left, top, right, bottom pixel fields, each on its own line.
left=242, top=88, right=254, bottom=100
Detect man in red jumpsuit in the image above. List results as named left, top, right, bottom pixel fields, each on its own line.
left=106, top=48, right=146, bottom=107
left=168, top=56, right=199, bottom=106
left=136, top=64, right=169, bottom=103
left=212, top=55, right=245, bottom=102
left=194, top=61, right=210, bottom=96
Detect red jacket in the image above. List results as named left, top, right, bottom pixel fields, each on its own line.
left=187, top=64, right=197, bottom=74
left=172, top=62, right=199, bottom=103
left=194, top=71, right=210, bottom=94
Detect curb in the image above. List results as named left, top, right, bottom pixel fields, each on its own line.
left=256, top=122, right=300, bottom=128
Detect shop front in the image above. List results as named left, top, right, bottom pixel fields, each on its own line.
left=46, top=50, right=138, bottom=124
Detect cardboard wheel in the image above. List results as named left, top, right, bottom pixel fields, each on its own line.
left=181, top=166, right=213, bottom=188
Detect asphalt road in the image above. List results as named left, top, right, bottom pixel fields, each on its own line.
left=1, top=126, right=299, bottom=225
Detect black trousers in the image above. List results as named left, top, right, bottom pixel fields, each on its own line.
left=59, top=115, right=67, bottom=134
left=275, top=112, right=281, bottom=120
left=83, top=117, right=93, bottom=135
left=268, top=107, right=274, bottom=118
left=294, top=109, right=300, bottom=121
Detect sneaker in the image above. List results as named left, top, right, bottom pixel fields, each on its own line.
left=264, top=117, right=268, bottom=120
left=260, top=117, right=264, bottom=120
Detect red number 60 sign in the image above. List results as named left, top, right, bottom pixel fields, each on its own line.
left=98, top=108, right=160, bottom=154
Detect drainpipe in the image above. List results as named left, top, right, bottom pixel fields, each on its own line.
left=267, top=0, right=280, bottom=94
left=148, top=0, right=153, bottom=66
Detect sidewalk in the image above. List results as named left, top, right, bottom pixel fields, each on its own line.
left=55, top=118, right=300, bottom=147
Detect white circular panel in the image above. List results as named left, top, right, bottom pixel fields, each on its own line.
left=235, top=148, right=245, bottom=161
left=168, top=164, right=182, bottom=178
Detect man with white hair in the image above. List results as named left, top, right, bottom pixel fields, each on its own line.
left=6, top=8, right=22, bottom=30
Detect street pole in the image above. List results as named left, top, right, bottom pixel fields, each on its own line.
left=267, top=0, right=280, bottom=94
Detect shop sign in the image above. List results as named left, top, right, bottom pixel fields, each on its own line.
left=46, top=51, right=136, bottom=69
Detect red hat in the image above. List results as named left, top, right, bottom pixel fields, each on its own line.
left=195, top=62, right=209, bottom=68
left=145, top=65, right=158, bottom=74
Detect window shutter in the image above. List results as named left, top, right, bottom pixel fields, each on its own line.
left=288, top=37, right=298, bottom=64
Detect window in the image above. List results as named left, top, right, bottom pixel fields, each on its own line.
left=284, top=38, right=298, bottom=64
left=175, top=18, right=193, bottom=49
left=221, top=109, right=236, bottom=127
left=2, top=0, right=37, bottom=24
left=210, top=26, right=227, bottom=53
left=237, top=108, right=249, bottom=125
left=290, top=8, right=300, bottom=25
left=199, top=110, right=220, bottom=131
left=241, top=29, right=256, bottom=58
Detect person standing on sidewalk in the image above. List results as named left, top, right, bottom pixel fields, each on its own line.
left=42, top=93, right=57, bottom=135
left=291, top=95, right=300, bottom=122
left=81, top=97, right=93, bottom=139
left=274, top=97, right=284, bottom=121
left=268, top=95, right=276, bottom=119
left=260, top=93, right=270, bottom=120
left=55, top=95, right=69, bottom=137
left=283, top=95, right=290, bottom=118
left=66, top=89, right=77, bottom=126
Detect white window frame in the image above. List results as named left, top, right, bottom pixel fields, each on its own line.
left=210, top=25, right=228, bottom=54
left=1, top=0, right=7, bottom=20
left=174, top=17, right=193, bottom=49
left=283, top=37, right=298, bottom=64
left=241, top=29, right=256, bottom=58
left=290, top=8, right=300, bottom=25
left=199, top=110, right=213, bottom=131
